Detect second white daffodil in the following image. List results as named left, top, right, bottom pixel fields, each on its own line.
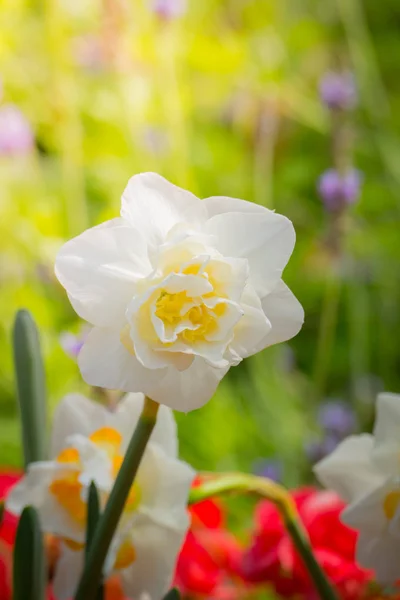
left=6, top=393, right=195, bottom=600
left=55, top=172, right=303, bottom=411
left=315, top=392, right=400, bottom=584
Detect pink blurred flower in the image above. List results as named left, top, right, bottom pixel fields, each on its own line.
left=152, top=0, right=187, bottom=20
left=0, top=104, right=34, bottom=156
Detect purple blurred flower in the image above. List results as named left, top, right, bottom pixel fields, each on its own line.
left=0, top=104, right=34, bottom=156
left=318, top=168, right=362, bottom=211
left=305, top=434, right=340, bottom=464
left=319, top=71, right=357, bottom=111
left=60, top=327, right=89, bottom=360
left=318, top=400, right=356, bottom=438
left=253, top=458, right=282, bottom=482
left=152, top=0, right=186, bottom=19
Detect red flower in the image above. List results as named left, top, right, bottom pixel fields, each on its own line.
left=0, top=471, right=23, bottom=600
left=175, top=477, right=246, bottom=599
left=240, top=487, right=373, bottom=599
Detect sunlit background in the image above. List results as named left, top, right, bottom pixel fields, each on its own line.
left=1, top=0, right=399, bottom=495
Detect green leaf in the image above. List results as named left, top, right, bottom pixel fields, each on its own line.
left=13, top=310, right=47, bottom=468
left=162, top=589, right=181, bottom=600
left=86, top=482, right=104, bottom=600
left=13, top=506, right=46, bottom=600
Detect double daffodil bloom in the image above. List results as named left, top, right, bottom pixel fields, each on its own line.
left=55, top=172, right=303, bottom=411
left=7, top=393, right=195, bottom=600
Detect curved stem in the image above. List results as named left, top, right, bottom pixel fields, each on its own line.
left=189, top=473, right=338, bottom=600
left=74, top=397, right=159, bottom=600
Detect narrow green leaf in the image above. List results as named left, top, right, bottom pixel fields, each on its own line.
left=13, top=310, right=47, bottom=468
left=86, top=482, right=100, bottom=560
left=162, top=589, right=181, bottom=600
left=13, top=506, right=46, bottom=600
left=0, top=502, right=4, bottom=527
left=86, top=482, right=104, bottom=600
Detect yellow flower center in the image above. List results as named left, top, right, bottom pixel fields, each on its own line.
left=49, top=426, right=139, bottom=569
left=383, top=490, right=400, bottom=520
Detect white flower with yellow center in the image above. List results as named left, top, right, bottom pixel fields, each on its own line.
left=55, top=172, right=303, bottom=411
left=6, top=393, right=195, bottom=600
left=314, top=393, right=400, bottom=584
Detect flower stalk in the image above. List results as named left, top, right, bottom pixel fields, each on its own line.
left=189, top=473, right=338, bottom=600
left=74, top=396, right=159, bottom=600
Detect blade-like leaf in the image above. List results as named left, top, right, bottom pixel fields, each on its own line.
left=13, top=506, right=46, bottom=600
left=86, top=482, right=104, bottom=600
left=162, top=589, right=181, bottom=600
left=13, top=310, right=47, bottom=468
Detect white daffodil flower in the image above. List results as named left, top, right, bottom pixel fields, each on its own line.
left=55, top=172, right=303, bottom=412
left=6, top=393, right=195, bottom=600
left=314, top=392, right=400, bottom=584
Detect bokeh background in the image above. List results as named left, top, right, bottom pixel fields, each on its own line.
left=1, top=0, right=399, bottom=493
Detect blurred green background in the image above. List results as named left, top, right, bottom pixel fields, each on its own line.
left=1, top=0, right=399, bottom=488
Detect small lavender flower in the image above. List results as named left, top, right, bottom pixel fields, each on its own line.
left=0, top=104, right=34, bottom=156
left=60, top=327, right=89, bottom=360
left=305, top=434, right=340, bottom=464
left=152, top=0, right=187, bottom=19
left=319, top=71, right=357, bottom=111
left=253, top=458, right=282, bottom=482
left=318, top=168, right=362, bottom=211
left=318, top=400, right=356, bottom=438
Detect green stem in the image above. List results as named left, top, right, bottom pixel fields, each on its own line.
left=189, top=473, right=338, bottom=600
left=74, top=397, right=159, bottom=600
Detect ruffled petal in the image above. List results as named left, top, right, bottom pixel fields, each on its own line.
left=121, top=173, right=207, bottom=250
left=205, top=211, right=295, bottom=297
left=146, top=357, right=229, bottom=412
left=55, top=218, right=151, bottom=327
left=78, top=327, right=166, bottom=393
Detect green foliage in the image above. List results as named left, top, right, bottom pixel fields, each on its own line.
left=163, top=589, right=181, bottom=600
left=13, top=506, right=46, bottom=600
left=85, top=482, right=104, bottom=600
left=12, top=310, right=47, bottom=468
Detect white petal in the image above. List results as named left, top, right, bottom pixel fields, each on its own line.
left=121, top=173, right=207, bottom=249
left=206, top=256, right=249, bottom=303
left=341, top=479, right=389, bottom=534
left=314, top=434, right=383, bottom=503
left=6, top=462, right=54, bottom=515
left=52, top=392, right=178, bottom=458
left=137, top=444, right=195, bottom=527
left=372, top=393, right=400, bottom=475
left=356, top=530, right=400, bottom=584
left=116, top=395, right=178, bottom=458
left=51, top=393, right=116, bottom=457
left=120, top=515, right=189, bottom=600
left=203, top=195, right=267, bottom=218
left=205, top=211, right=295, bottom=296
left=146, top=357, right=229, bottom=412
left=52, top=545, right=84, bottom=600
left=7, top=462, right=85, bottom=543
left=229, top=285, right=271, bottom=359
left=55, top=219, right=151, bottom=327
left=78, top=327, right=166, bottom=393
left=258, top=280, right=304, bottom=348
